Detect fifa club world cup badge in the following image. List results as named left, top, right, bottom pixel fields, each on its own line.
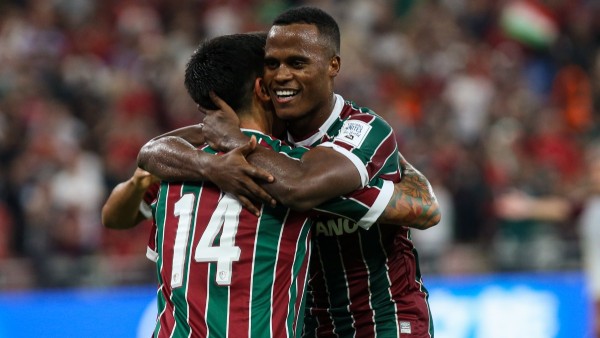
left=338, top=121, right=371, bottom=148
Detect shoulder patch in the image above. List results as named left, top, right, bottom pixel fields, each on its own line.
left=337, top=120, right=372, bottom=148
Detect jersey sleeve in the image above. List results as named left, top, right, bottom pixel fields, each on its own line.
left=146, top=222, right=159, bottom=262
left=312, top=177, right=394, bottom=230
left=144, top=183, right=160, bottom=262
left=253, top=130, right=394, bottom=230
left=140, top=182, right=160, bottom=219
left=319, top=114, right=401, bottom=187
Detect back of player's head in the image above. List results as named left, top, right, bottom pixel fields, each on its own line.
left=272, top=6, right=340, bottom=55
left=184, top=32, right=267, bottom=111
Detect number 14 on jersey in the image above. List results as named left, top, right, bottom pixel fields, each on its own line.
left=172, top=193, right=242, bottom=287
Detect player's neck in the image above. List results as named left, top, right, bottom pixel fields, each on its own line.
left=239, top=98, right=274, bottom=135
left=239, top=112, right=271, bottom=135
left=287, top=94, right=335, bottom=140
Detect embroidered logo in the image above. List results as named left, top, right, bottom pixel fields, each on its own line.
left=400, top=321, right=412, bottom=334
left=337, top=120, right=371, bottom=148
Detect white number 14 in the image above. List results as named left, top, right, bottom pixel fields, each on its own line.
left=171, top=193, right=242, bottom=287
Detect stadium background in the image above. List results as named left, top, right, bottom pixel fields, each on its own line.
left=0, top=0, right=598, bottom=337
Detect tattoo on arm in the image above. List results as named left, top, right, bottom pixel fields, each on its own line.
left=384, top=154, right=441, bottom=230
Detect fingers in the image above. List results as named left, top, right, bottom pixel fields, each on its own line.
left=244, top=165, right=274, bottom=183
left=149, top=174, right=160, bottom=184
left=237, top=195, right=261, bottom=217
left=134, top=167, right=151, bottom=177
left=241, top=177, right=276, bottom=207
left=234, top=136, right=274, bottom=183
left=248, top=135, right=257, bottom=148
left=198, top=106, right=210, bottom=115
left=209, top=91, right=227, bottom=110
left=238, top=136, right=258, bottom=156
left=198, top=105, right=219, bottom=116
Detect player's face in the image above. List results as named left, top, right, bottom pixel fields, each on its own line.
left=263, top=23, right=339, bottom=132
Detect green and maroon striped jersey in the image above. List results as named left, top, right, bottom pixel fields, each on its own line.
left=148, top=130, right=395, bottom=338
left=291, top=95, right=433, bottom=338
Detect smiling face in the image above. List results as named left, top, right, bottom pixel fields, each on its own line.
left=263, top=23, right=340, bottom=137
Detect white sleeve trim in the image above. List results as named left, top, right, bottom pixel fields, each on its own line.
left=139, top=201, right=152, bottom=219
left=146, top=247, right=158, bottom=262
left=318, top=142, right=369, bottom=187
left=355, top=180, right=394, bottom=230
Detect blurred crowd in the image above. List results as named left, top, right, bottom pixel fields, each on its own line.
left=0, top=0, right=599, bottom=289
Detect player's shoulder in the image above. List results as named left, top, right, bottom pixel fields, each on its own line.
left=243, top=130, right=309, bottom=158
left=241, top=130, right=282, bottom=148
left=341, top=99, right=393, bottom=131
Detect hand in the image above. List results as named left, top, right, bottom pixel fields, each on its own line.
left=200, top=92, right=248, bottom=152
left=206, top=136, right=276, bottom=216
left=131, top=167, right=160, bottom=191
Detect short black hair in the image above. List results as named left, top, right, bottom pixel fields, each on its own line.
left=184, top=32, right=267, bottom=111
left=272, top=6, right=340, bottom=54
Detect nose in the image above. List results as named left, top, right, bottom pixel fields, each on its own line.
left=273, top=65, right=293, bottom=82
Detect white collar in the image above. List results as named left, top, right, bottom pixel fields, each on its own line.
left=240, top=128, right=269, bottom=137
left=288, top=93, right=344, bottom=147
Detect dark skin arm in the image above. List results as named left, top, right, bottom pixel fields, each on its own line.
left=101, top=167, right=158, bottom=229
left=138, top=124, right=276, bottom=216
left=141, top=93, right=440, bottom=228
left=200, top=92, right=440, bottom=226
left=378, top=153, right=441, bottom=229
left=237, top=145, right=362, bottom=211
left=103, top=123, right=277, bottom=230
left=199, top=94, right=362, bottom=211
left=151, top=123, right=207, bottom=147
left=142, top=130, right=359, bottom=211
left=140, top=132, right=441, bottom=228
left=102, top=126, right=208, bottom=230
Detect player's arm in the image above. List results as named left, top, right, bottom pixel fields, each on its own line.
left=203, top=93, right=440, bottom=228
left=199, top=94, right=391, bottom=211
left=101, top=168, right=158, bottom=229
left=139, top=126, right=276, bottom=215
left=377, top=153, right=441, bottom=229
left=101, top=127, right=203, bottom=230
left=255, top=146, right=363, bottom=210
left=312, top=153, right=441, bottom=230
left=142, top=116, right=439, bottom=228
left=141, top=134, right=360, bottom=212
left=151, top=123, right=206, bottom=147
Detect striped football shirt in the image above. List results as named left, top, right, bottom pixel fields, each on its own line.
left=147, top=130, right=395, bottom=338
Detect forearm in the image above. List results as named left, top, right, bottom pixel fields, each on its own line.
left=101, top=179, right=149, bottom=229
left=138, top=123, right=211, bottom=181
left=151, top=124, right=205, bottom=147
left=378, top=155, right=441, bottom=229
left=138, top=136, right=208, bottom=182
left=247, top=146, right=361, bottom=211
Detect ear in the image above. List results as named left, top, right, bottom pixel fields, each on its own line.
left=254, top=78, right=270, bottom=102
left=329, top=55, right=340, bottom=77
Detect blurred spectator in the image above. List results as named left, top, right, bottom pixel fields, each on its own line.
left=494, top=142, right=600, bottom=337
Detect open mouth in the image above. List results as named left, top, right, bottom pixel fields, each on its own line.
left=274, top=89, right=299, bottom=102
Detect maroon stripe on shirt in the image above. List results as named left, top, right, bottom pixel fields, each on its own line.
left=308, top=244, right=336, bottom=336
left=225, top=206, right=262, bottom=337
left=271, top=212, right=307, bottom=336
